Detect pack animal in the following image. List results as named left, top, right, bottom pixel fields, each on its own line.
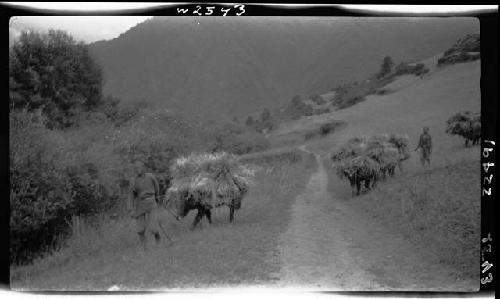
left=342, top=168, right=378, bottom=196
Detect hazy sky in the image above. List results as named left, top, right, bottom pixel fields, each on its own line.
left=10, top=16, right=153, bottom=43
left=7, top=3, right=495, bottom=44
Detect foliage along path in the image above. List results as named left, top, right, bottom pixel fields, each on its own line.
left=272, top=145, right=473, bottom=291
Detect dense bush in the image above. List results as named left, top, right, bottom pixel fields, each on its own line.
left=313, top=107, right=330, bottom=115
left=438, top=33, right=480, bottom=67
left=9, top=106, right=213, bottom=264
left=376, top=56, right=394, bottom=79
left=310, top=94, right=326, bottom=105
left=10, top=110, right=88, bottom=264
left=9, top=30, right=103, bottom=128
left=209, top=121, right=270, bottom=155
left=304, top=121, right=344, bottom=141
left=394, top=62, right=430, bottom=77
left=336, top=96, right=366, bottom=110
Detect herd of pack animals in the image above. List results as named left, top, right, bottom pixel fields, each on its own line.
left=143, top=110, right=480, bottom=235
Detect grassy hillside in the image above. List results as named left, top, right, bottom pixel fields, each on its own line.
left=90, top=17, right=478, bottom=121
left=266, top=52, right=481, bottom=287
left=309, top=58, right=480, bottom=286
left=11, top=150, right=317, bottom=290
left=297, top=59, right=481, bottom=164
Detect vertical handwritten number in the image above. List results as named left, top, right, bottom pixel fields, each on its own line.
left=483, top=174, right=493, bottom=185
left=484, top=140, right=496, bottom=146
left=234, top=4, right=246, bottom=16
left=482, top=188, right=492, bottom=196
left=177, top=8, right=189, bottom=14
left=205, top=6, right=215, bottom=15
left=483, top=162, right=494, bottom=172
left=482, top=233, right=492, bottom=243
left=193, top=5, right=202, bottom=16
left=221, top=7, right=231, bottom=16
left=483, top=147, right=493, bottom=158
left=482, top=261, right=493, bottom=273
left=481, top=273, right=493, bottom=284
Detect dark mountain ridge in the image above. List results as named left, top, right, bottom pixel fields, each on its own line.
left=90, top=17, right=478, bottom=121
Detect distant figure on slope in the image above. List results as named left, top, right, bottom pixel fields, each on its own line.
left=415, top=127, right=432, bottom=167
left=127, top=160, right=161, bottom=250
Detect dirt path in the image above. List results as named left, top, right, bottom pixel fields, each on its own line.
left=274, top=146, right=474, bottom=291
left=274, top=147, right=381, bottom=290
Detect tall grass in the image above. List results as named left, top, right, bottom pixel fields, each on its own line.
left=350, top=158, right=480, bottom=281
left=11, top=150, right=317, bottom=290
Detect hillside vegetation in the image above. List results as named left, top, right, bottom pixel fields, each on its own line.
left=90, top=17, right=478, bottom=121
left=10, top=26, right=481, bottom=290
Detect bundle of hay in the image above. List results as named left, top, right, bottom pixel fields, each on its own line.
left=331, top=137, right=367, bottom=162
left=446, top=111, right=481, bottom=145
left=168, top=152, right=254, bottom=208
left=335, top=155, right=380, bottom=179
left=388, top=134, right=411, bottom=161
left=365, top=142, right=399, bottom=168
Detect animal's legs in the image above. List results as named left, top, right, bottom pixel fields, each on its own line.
left=229, top=205, right=235, bottom=222
left=191, top=209, right=204, bottom=230
left=205, top=208, right=212, bottom=224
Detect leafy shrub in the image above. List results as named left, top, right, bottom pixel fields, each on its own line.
left=319, top=122, right=337, bottom=136
left=313, top=107, right=330, bottom=115
left=310, top=94, right=326, bottom=105
left=373, top=88, right=394, bottom=95
left=376, top=56, right=395, bottom=79
left=210, top=124, right=270, bottom=155
left=336, top=96, right=366, bottom=110
left=9, top=106, right=212, bottom=264
left=9, top=30, right=103, bottom=128
left=394, top=62, right=430, bottom=77
left=10, top=110, right=73, bottom=264
left=438, top=34, right=480, bottom=67
left=304, top=130, right=318, bottom=141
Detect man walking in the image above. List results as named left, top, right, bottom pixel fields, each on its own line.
left=127, top=160, right=161, bottom=250
left=415, top=126, right=432, bottom=167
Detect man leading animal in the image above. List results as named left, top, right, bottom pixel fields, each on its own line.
left=127, top=160, right=162, bottom=250
left=415, top=126, right=432, bottom=167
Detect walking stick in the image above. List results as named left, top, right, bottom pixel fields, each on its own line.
left=159, top=195, right=182, bottom=222
left=157, top=220, right=174, bottom=243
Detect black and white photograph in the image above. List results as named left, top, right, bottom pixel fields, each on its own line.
left=5, top=3, right=497, bottom=293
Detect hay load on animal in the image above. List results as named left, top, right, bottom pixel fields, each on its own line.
left=445, top=111, right=481, bottom=147
left=330, top=137, right=367, bottom=162
left=166, top=152, right=254, bottom=229
left=335, top=155, right=380, bottom=196
left=366, top=134, right=411, bottom=176
left=331, top=134, right=409, bottom=196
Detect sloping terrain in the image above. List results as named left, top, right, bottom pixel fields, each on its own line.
left=90, top=17, right=478, bottom=121
left=10, top=37, right=481, bottom=291
left=272, top=56, right=480, bottom=290
left=280, top=57, right=481, bottom=164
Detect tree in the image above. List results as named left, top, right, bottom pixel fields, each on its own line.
left=377, top=56, right=394, bottom=79
left=245, top=116, right=254, bottom=127
left=261, top=108, right=272, bottom=123
left=9, top=30, right=103, bottom=128
left=289, top=95, right=313, bottom=120
left=259, top=108, right=275, bottom=132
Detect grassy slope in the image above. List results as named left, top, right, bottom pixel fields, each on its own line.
left=11, top=153, right=317, bottom=290
left=303, top=59, right=480, bottom=162
left=315, top=59, right=480, bottom=285
left=271, top=57, right=480, bottom=287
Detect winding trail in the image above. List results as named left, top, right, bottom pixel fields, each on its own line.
left=275, top=146, right=381, bottom=290
left=274, top=145, right=476, bottom=291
